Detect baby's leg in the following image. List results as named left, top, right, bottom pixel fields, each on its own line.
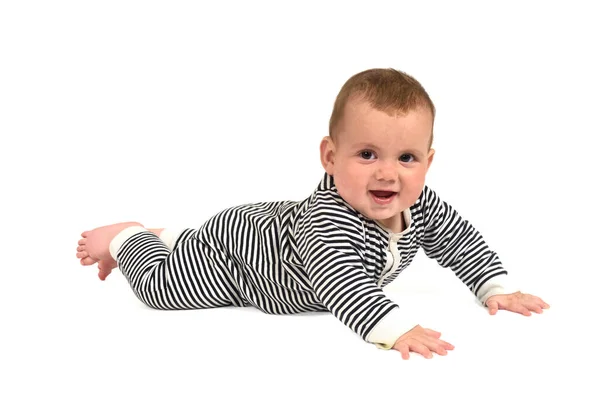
left=116, top=231, right=240, bottom=310
left=77, top=223, right=240, bottom=310
left=147, top=228, right=199, bottom=251
left=148, top=228, right=164, bottom=237
left=77, top=226, right=198, bottom=280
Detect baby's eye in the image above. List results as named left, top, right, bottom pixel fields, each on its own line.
left=399, top=153, right=415, bottom=162
left=360, top=151, right=375, bottom=160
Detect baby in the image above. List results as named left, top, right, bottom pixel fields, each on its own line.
left=76, top=68, right=549, bottom=359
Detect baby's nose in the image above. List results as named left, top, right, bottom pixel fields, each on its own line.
left=375, top=163, right=396, bottom=180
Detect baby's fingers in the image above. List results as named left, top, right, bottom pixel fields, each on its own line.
left=414, top=336, right=454, bottom=358
left=531, top=296, right=550, bottom=311
left=487, top=300, right=499, bottom=315
left=528, top=303, right=545, bottom=314
left=426, top=338, right=454, bottom=355
left=509, top=303, right=532, bottom=316
left=526, top=298, right=550, bottom=314
left=439, top=339, right=455, bottom=351
left=408, top=340, right=433, bottom=359
left=423, top=328, right=442, bottom=339
left=392, top=338, right=433, bottom=359
left=394, top=342, right=411, bottom=360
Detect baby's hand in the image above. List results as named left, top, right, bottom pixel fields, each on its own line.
left=392, top=325, right=454, bottom=360
left=486, top=291, right=550, bottom=316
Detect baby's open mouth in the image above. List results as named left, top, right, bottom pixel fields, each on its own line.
left=370, top=190, right=396, bottom=199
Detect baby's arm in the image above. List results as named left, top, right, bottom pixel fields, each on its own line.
left=419, top=186, right=516, bottom=303
left=296, top=199, right=451, bottom=356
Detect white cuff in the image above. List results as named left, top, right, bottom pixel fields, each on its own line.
left=158, top=228, right=186, bottom=250
left=477, top=274, right=519, bottom=305
left=366, top=308, right=418, bottom=350
left=109, top=226, right=148, bottom=260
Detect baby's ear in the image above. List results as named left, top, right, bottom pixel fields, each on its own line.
left=320, top=136, right=336, bottom=174
left=426, top=148, right=435, bottom=171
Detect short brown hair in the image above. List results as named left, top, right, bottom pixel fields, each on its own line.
left=329, top=68, right=436, bottom=146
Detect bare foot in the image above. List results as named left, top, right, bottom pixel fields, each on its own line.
left=76, top=222, right=144, bottom=280
left=96, top=259, right=117, bottom=281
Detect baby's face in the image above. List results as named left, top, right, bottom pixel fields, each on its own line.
left=322, top=98, right=434, bottom=232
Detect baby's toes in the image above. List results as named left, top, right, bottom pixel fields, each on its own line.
left=77, top=250, right=89, bottom=259
left=78, top=238, right=86, bottom=245
left=80, top=256, right=97, bottom=266
left=97, top=260, right=115, bottom=280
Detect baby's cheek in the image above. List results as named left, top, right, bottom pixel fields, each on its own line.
left=401, top=186, right=423, bottom=207
left=339, top=184, right=361, bottom=205
left=335, top=173, right=359, bottom=193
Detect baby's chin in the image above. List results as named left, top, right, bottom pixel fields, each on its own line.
left=363, top=208, right=402, bottom=222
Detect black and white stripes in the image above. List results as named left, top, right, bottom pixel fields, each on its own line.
left=115, top=172, right=507, bottom=344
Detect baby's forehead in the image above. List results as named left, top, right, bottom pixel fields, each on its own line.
left=337, top=128, right=427, bottom=150
left=335, top=101, right=432, bottom=148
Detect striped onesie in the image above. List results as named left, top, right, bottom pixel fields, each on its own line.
left=109, top=173, right=513, bottom=349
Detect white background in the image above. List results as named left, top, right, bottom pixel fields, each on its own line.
left=1, top=1, right=598, bottom=399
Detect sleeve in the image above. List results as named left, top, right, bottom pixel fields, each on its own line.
left=295, top=197, right=400, bottom=346
left=366, top=308, right=419, bottom=349
left=419, top=185, right=516, bottom=304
